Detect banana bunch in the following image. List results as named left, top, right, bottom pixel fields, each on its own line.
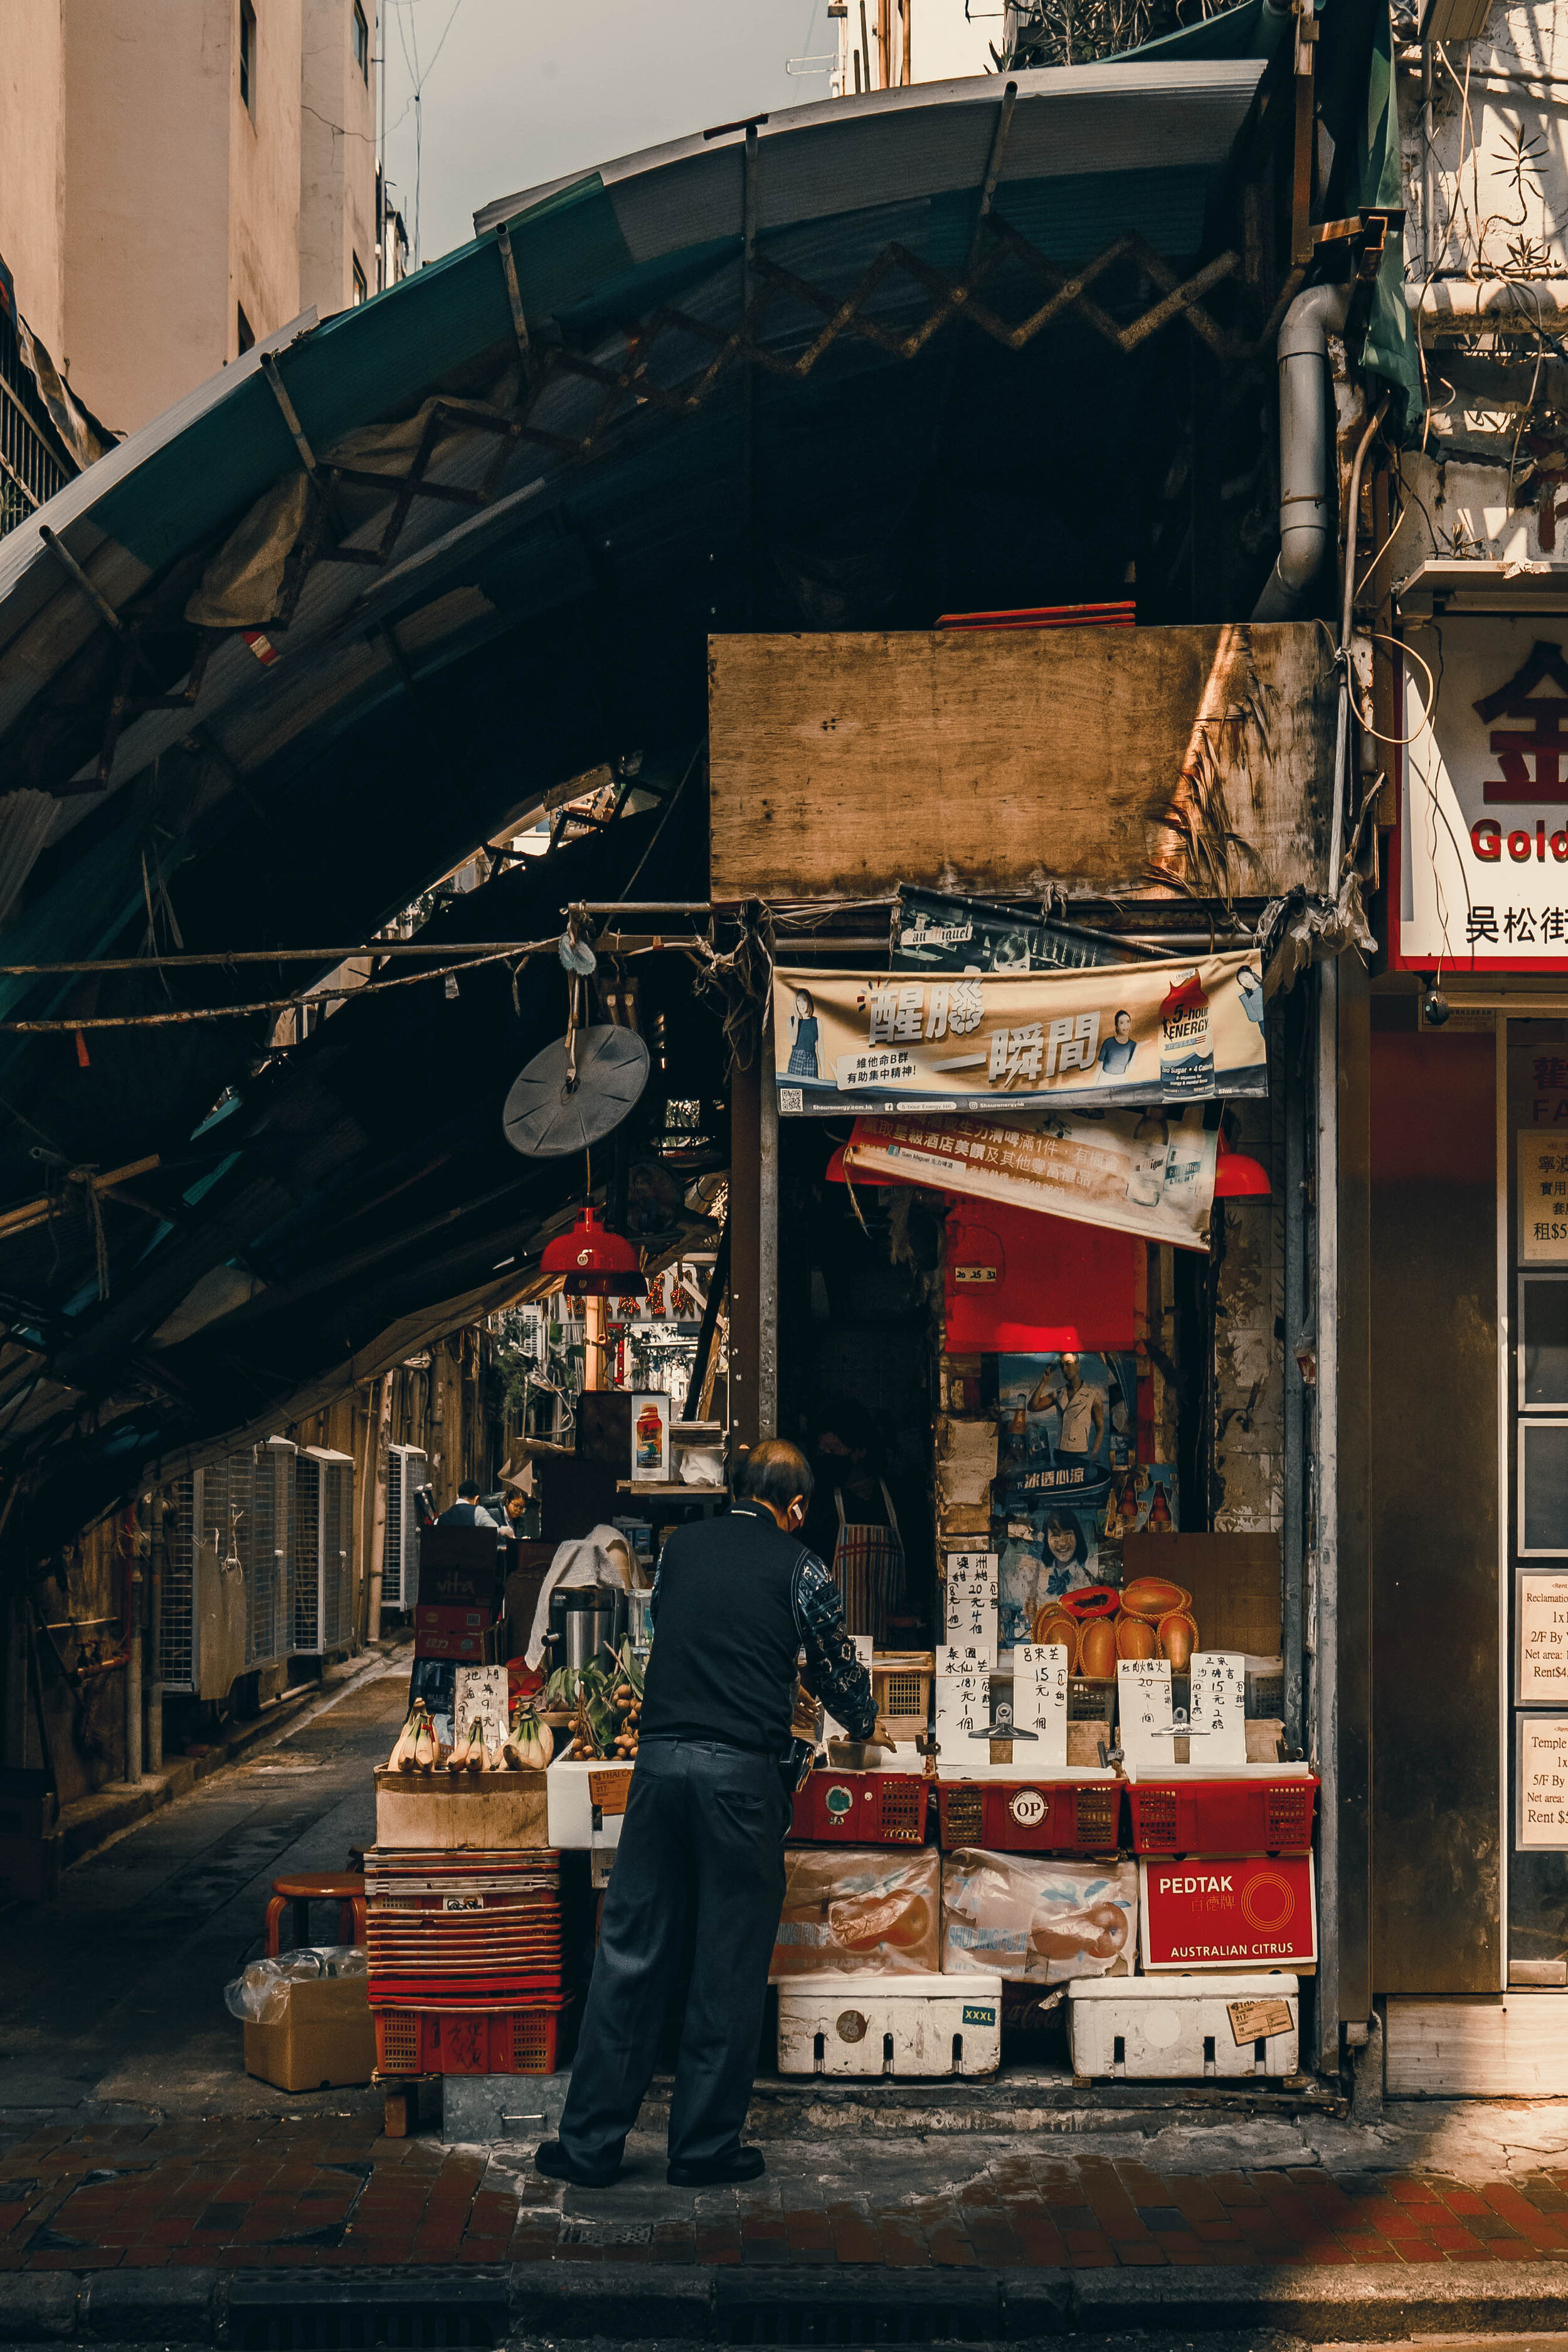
left=388, top=1701, right=437, bottom=1773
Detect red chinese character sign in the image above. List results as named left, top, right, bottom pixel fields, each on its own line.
left=1398, top=622, right=1568, bottom=970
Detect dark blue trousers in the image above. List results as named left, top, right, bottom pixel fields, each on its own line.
left=558, top=1736, right=788, bottom=2170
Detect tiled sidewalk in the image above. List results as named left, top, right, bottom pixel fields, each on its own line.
left=3, top=2114, right=1568, bottom=2273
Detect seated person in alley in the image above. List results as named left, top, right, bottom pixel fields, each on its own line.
left=534, top=1438, right=876, bottom=2189
left=437, top=1479, right=500, bottom=1529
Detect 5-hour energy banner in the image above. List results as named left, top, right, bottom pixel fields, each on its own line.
left=773, top=955, right=1266, bottom=1117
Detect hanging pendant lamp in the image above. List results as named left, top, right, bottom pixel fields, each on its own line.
left=541, top=1206, right=647, bottom=1298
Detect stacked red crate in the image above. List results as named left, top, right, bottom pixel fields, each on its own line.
left=365, top=1846, right=568, bottom=2074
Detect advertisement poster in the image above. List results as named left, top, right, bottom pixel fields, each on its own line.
left=842, top=1106, right=1219, bottom=1253
left=1520, top=1132, right=1568, bottom=1264
left=773, top=956, right=1267, bottom=1118
left=1140, top=1854, right=1318, bottom=1971
left=892, top=886, right=1137, bottom=975
left=1399, top=621, right=1568, bottom=972
left=988, top=1351, right=1134, bottom=1643
left=1518, top=1715, right=1568, bottom=1849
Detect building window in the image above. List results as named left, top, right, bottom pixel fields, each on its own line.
left=239, top=0, right=257, bottom=113
left=351, top=255, right=367, bottom=306
left=236, top=302, right=255, bottom=356
left=352, top=1, right=369, bottom=80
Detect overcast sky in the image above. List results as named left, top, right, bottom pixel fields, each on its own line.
left=380, top=0, right=837, bottom=267
left=378, top=1, right=995, bottom=265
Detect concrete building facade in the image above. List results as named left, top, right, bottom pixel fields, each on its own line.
left=0, top=0, right=377, bottom=441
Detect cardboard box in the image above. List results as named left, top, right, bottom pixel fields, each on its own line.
left=415, top=1602, right=492, bottom=1639
left=242, top=1973, right=377, bottom=2092
left=418, top=1525, right=504, bottom=1609
left=415, top=1625, right=500, bottom=1663
left=374, top=1768, right=550, bottom=1850
left=1138, top=1853, right=1317, bottom=1973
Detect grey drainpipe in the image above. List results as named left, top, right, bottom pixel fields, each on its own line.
left=1252, top=283, right=1352, bottom=621
left=1248, top=0, right=1295, bottom=55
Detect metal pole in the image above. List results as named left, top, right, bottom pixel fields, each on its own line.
left=760, top=1018, right=779, bottom=1441
left=1282, top=982, right=1308, bottom=1756
left=144, top=1490, right=162, bottom=1772
left=125, top=1515, right=143, bottom=1784
left=1313, top=957, right=1340, bottom=2076
left=378, top=1, right=387, bottom=291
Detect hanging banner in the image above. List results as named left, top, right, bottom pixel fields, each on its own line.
left=892, top=887, right=1142, bottom=975
left=773, top=956, right=1266, bottom=1118
left=842, top=1105, right=1219, bottom=1251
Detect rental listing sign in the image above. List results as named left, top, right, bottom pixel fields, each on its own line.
left=1399, top=621, right=1568, bottom=971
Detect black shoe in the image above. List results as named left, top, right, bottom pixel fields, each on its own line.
left=533, top=2138, right=620, bottom=2188
left=667, top=2145, right=766, bottom=2186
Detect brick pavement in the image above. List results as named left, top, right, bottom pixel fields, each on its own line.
left=6, top=2114, right=1568, bottom=2272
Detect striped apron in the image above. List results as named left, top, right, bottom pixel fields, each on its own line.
left=830, top=1481, right=906, bottom=1648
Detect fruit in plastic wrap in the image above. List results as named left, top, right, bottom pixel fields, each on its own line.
left=772, top=1847, right=941, bottom=1976
left=941, top=1850, right=1138, bottom=1984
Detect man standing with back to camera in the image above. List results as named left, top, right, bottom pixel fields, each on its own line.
left=534, top=1438, right=876, bottom=2187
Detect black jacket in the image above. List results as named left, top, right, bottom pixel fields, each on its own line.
left=638, top=1503, right=876, bottom=1754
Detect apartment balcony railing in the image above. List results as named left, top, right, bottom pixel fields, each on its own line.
left=0, top=309, right=73, bottom=541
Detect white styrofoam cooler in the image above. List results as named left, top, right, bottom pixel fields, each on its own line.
left=777, top=1969, right=1002, bottom=2078
left=545, top=1752, right=629, bottom=1852
left=1069, top=1973, right=1300, bottom=2079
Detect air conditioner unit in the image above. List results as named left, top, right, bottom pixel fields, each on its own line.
left=293, top=1446, right=356, bottom=1655
left=159, top=1454, right=251, bottom=1702
left=244, top=1438, right=297, bottom=1670
left=383, top=1443, right=428, bottom=1611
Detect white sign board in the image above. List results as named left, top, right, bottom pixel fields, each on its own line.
left=452, top=1665, right=509, bottom=1755
left=935, top=1669, right=988, bottom=1759
left=1189, top=1652, right=1248, bottom=1766
left=1400, top=620, right=1568, bottom=972
left=944, top=1553, right=999, bottom=1662
left=1118, top=1656, right=1174, bottom=1773
left=1520, top=1574, right=1568, bottom=1702
left=1518, top=1714, right=1568, bottom=1848
left=1012, top=1643, right=1069, bottom=1769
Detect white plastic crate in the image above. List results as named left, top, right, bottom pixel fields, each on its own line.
left=778, top=1970, right=1002, bottom=2078
left=1069, top=1972, right=1300, bottom=2080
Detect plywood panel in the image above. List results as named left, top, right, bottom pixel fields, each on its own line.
left=708, top=625, right=1334, bottom=903
left=1122, top=1531, right=1281, bottom=1655
left=1385, top=1995, right=1568, bottom=2096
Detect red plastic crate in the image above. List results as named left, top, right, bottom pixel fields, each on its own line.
left=368, top=1971, right=561, bottom=2002
left=1127, top=1776, right=1319, bottom=1855
left=936, top=1778, right=1122, bottom=1854
left=373, top=1998, right=568, bottom=2075
left=790, top=1770, right=929, bottom=1845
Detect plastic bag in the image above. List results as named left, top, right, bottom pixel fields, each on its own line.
left=224, top=1944, right=367, bottom=2025
left=941, top=1850, right=1137, bottom=1984
left=772, top=1847, right=941, bottom=1978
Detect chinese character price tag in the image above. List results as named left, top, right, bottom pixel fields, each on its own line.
left=1189, top=1652, right=1248, bottom=1766
left=1117, top=1656, right=1173, bottom=1773
left=945, top=1553, right=999, bottom=1662
left=1014, top=1642, right=1068, bottom=1768
left=935, top=1671, right=988, bottom=1754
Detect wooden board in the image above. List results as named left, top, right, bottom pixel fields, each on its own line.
left=708, top=626, right=1334, bottom=903
left=1121, top=1532, right=1281, bottom=1656
left=373, top=1770, right=550, bottom=1851
left=1385, top=1996, right=1568, bottom=2097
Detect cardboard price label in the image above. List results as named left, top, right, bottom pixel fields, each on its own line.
left=935, top=1671, right=988, bottom=1747
left=1117, top=1656, right=1173, bottom=1772
left=1189, top=1652, right=1247, bottom=1766
left=1013, top=1642, right=1069, bottom=1769
left=452, top=1664, right=509, bottom=1753
left=1226, top=1997, right=1295, bottom=2045
left=945, top=1553, right=999, bottom=1662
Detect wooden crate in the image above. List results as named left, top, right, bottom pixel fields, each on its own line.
left=373, top=1769, right=549, bottom=1851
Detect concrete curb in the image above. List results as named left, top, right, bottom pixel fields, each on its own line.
left=2, top=2257, right=1567, bottom=2342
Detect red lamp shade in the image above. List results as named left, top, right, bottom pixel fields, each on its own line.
left=540, top=1206, right=647, bottom=1297
left=1213, top=1133, right=1271, bottom=1198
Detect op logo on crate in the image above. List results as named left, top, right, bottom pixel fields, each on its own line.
left=1140, top=1853, right=1316, bottom=1970
left=825, top=1784, right=854, bottom=1819
left=835, top=2010, right=868, bottom=2043
left=1009, top=1788, right=1047, bottom=1828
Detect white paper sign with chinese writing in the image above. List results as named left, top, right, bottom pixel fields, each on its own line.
left=935, top=1670, right=988, bottom=1756
left=823, top=1634, right=875, bottom=1742
left=1118, top=1656, right=1175, bottom=1773
left=1519, top=1714, right=1568, bottom=1848
left=1188, top=1652, right=1248, bottom=1766
left=1520, top=1575, right=1568, bottom=1701
left=453, top=1665, right=509, bottom=1755
left=945, top=1554, right=999, bottom=1661
left=1012, top=1643, right=1069, bottom=1768
left=1520, top=1133, right=1568, bottom=1264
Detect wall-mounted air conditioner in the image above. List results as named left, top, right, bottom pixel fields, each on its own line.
left=383, top=1443, right=428, bottom=1611
left=244, top=1437, right=297, bottom=1670
left=294, top=1447, right=355, bottom=1655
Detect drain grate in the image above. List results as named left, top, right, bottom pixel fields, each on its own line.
left=559, top=2217, right=654, bottom=2245
left=726, top=2307, right=941, bottom=2345
left=235, top=2302, right=502, bottom=2349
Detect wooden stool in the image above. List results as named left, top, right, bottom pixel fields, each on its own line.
left=263, top=1871, right=367, bottom=1956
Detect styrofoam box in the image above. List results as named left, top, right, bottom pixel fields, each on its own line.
left=778, top=1970, right=1003, bottom=2078
left=545, top=1752, right=627, bottom=1852
left=1069, top=1973, right=1300, bottom=2080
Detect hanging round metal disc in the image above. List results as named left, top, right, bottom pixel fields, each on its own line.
left=501, top=1025, right=650, bottom=1158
